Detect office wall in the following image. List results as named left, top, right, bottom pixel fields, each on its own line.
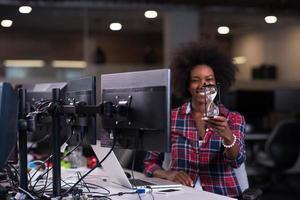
left=0, top=30, right=162, bottom=64
left=233, top=23, right=300, bottom=82
left=0, top=29, right=163, bottom=82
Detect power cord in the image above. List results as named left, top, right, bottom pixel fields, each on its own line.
left=130, top=150, right=142, bottom=200
left=28, top=128, right=77, bottom=189
left=59, top=135, right=117, bottom=199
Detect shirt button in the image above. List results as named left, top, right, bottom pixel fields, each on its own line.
left=205, top=128, right=209, bottom=132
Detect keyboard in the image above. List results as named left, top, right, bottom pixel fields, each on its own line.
left=129, top=178, right=155, bottom=186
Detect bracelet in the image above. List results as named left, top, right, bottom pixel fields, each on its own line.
left=222, top=134, right=236, bottom=148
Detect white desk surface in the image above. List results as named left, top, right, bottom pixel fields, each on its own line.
left=59, top=167, right=236, bottom=200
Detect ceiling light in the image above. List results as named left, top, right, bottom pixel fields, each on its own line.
left=233, top=56, right=247, bottom=65
left=265, top=15, right=277, bottom=24
left=217, top=26, right=230, bottom=34
left=4, top=59, right=45, bottom=68
left=109, top=23, right=122, bottom=31
left=1, top=19, right=13, bottom=27
left=144, top=10, right=158, bottom=19
left=52, top=60, right=87, bottom=68
left=19, top=6, right=32, bottom=14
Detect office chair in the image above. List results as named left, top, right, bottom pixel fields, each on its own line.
left=257, top=119, right=300, bottom=170
left=256, top=119, right=300, bottom=191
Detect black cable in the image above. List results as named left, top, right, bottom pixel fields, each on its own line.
left=30, top=141, right=81, bottom=191
left=59, top=135, right=117, bottom=199
left=130, top=150, right=142, bottom=200
left=109, top=191, right=137, bottom=197
left=29, top=129, right=77, bottom=190
left=84, top=194, right=112, bottom=200
left=83, top=182, right=110, bottom=195
left=38, top=162, right=50, bottom=197
left=8, top=163, right=20, bottom=178
left=76, top=171, right=90, bottom=192
left=5, top=164, right=19, bottom=190
left=146, top=186, right=155, bottom=200
left=18, top=186, right=37, bottom=199
left=68, top=181, right=111, bottom=196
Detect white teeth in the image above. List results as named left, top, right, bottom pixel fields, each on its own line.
left=196, top=91, right=205, bottom=96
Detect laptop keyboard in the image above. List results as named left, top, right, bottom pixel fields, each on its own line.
left=129, top=178, right=155, bottom=186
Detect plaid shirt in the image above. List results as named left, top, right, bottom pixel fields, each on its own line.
left=144, top=102, right=246, bottom=198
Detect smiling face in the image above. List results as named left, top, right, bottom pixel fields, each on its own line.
left=189, top=64, right=217, bottom=105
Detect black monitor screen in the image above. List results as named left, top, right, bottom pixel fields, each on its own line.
left=65, top=76, right=96, bottom=145
left=0, top=82, right=18, bottom=170
left=24, top=82, right=67, bottom=154
left=100, top=69, right=171, bottom=152
left=275, top=89, right=300, bottom=112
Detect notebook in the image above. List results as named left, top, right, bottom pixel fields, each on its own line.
left=91, top=141, right=182, bottom=190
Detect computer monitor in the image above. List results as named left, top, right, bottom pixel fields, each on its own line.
left=0, top=82, right=18, bottom=170
left=24, top=82, right=68, bottom=154
left=65, top=76, right=97, bottom=145
left=274, top=88, right=300, bottom=112
left=100, top=69, right=171, bottom=152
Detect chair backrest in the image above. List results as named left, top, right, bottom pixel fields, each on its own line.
left=265, top=119, right=300, bottom=170
left=233, top=162, right=249, bottom=192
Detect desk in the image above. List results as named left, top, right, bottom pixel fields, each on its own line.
left=57, top=167, right=236, bottom=200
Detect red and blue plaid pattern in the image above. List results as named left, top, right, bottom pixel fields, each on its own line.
left=144, top=102, right=246, bottom=198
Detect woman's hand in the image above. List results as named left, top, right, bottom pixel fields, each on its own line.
left=204, top=115, right=239, bottom=159
left=204, top=116, right=233, bottom=142
left=153, top=169, right=193, bottom=187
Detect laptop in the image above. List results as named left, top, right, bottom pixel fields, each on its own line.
left=91, top=141, right=182, bottom=190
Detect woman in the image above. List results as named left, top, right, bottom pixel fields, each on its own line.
left=144, top=43, right=246, bottom=198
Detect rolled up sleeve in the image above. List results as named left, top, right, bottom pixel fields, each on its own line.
left=143, top=151, right=162, bottom=177
left=224, top=113, right=246, bottom=168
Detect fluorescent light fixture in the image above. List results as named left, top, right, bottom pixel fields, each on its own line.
left=144, top=10, right=158, bottom=19
left=1, top=19, right=13, bottom=27
left=4, top=59, right=45, bottom=68
left=233, top=56, right=247, bottom=65
left=265, top=15, right=277, bottom=24
left=19, top=6, right=32, bottom=14
left=109, top=23, right=122, bottom=31
left=217, top=26, right=230, bottom=34
left=52, top=60, right=87, bottom=68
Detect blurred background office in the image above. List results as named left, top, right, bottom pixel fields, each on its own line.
left=1, top=0, right=300, bottom=199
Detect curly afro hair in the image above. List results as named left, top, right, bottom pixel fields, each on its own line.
left=171, top=43, right=237, bottom=98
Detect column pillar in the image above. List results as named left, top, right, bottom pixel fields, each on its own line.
left=163, top=8, right=200, bottom=67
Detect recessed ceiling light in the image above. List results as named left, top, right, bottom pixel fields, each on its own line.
left=19, top=6, right=32, bottom=14
left=217, top=26, right=230, bottom=34
left=265, top=15, right=277, bottom=24
left=144, top=10, right=158, bottom=19
left=4, top=59, right=45, bottom=68
left=1, top=19, right=13, bottom=27
left=233, top=56, right=247, bottom=65
left=52, top=60, right=87, bottom=68
left=109, top=23, right=122, bottom=31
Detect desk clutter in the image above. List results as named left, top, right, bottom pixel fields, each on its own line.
left=1, top=165, right=235, bottom=200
